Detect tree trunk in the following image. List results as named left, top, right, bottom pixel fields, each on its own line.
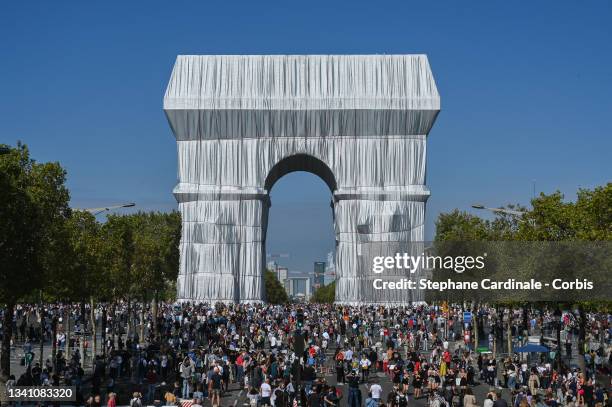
left=554, top=306, right=562, bottom=370
left=102, top=306, right=107, bottom=358
left=577, top=304, right=586, bottom=373
left=152, top=292, right=158, bottom=340
left=89, top=297, right=96, bottom=365
left=79, top=330, right=84, bottom=369
left=1, top=302, right=15, bottom=380
left=473, top=303, right=479, bottom=351
left=39, top=305, right=45, bottom=367
left=66, top=307, right=71, bottom=358
left=139, top=301, right=145, bottom=344
left=0, top=303, right=15, bottom=407
left=493, top=328, right=497, bottom=356
left=522, top=305, right=529, bottom=336
left=109, top=301, right=116, bottom=350
left=80, top=301, right=86, bottom=331
left=52, top=317, right=57, bottom=373
left=507, top=307, right=513, bottom=355
left=127, top=299, right=132, bottom=340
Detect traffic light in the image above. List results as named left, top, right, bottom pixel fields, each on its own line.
left=296, top=308, right=304, bottom=329
left=293, top=331, right=305, bottom=356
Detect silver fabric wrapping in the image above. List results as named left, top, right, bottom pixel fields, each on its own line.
left=164, top=55, right=440, bottom=304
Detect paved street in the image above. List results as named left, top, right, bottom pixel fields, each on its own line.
left=3, top=308, right=605, bottom=407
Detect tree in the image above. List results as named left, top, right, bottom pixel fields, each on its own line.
left=264, top=270, right=288, bottom=304
left=0, top=143, right=70, bottom=388
left=130, top=211, right=181, bottom=339
left=63, top=211, right=107, bottom=361
left=311, top=281, right=336, bottom=304
left=517, top=184, right=612, bottom=372
left=434, top=184, right=612, bottom=370
left=102, top=214, right=136, bottom=342
left=435, top=210, right=491, bottom=241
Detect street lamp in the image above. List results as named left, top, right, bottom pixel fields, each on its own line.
left=471, top=204, right=527, bottom=217
left=81, top=202, right=136, bottom=216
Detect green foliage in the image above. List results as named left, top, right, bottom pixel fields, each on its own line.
left=435, top=184, right=612, bottom=243
left=0, top=143, right=71, bottom=305
left=102, top=211, right=181, bottom=302
left=130, top=211, right=181, bottom=300
left=103, top=214, right=136, bottom=301
left=58, top=211, right=106, bottom=301
left=0, top=143, right=183, bottom=305
left=433, top=183, right=612, bottom=311
left=434, top=210, right=491, bottom=241
left=519, top=184, right=612, bottom=241
left=311, top=281, right=336, bottom=304
left=264, top=270, right=288, bottom=304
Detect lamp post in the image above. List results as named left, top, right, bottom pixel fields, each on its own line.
left=81, top=203, right=136, bottom=216
left=471, top=204, right=527, bottom=217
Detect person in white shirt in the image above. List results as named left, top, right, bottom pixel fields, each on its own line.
left=369, top=382, right=383, bottom=403
left=360, top=355, right=372, bottom=382
left=260, top=379, right=272, bottom=406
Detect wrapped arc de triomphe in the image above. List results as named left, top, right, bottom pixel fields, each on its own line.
left=163, top=55, right=440, bottom=305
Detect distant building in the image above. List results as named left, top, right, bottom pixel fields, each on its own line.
left=286, top=277, right=311, bottom=301
left=324, top=251, right=336, bottom=285
left=277, top=267, right=288, bottom=285
left=267, top=260, right=278, bottom=272
left=314, top=261, right=326, bottom=289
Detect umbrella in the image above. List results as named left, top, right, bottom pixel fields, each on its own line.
left=514, top=344, right=550, bottom=353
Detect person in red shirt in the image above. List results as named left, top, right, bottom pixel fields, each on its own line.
left=106, top=392, right=116, bottom=407
left=236, top=351, right=246, bottom=384
left=443, top=350, right=452, bottom=364
left=145, top=367, right=158, bottom=403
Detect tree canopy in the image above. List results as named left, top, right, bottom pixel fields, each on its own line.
left=311, top=281, right=336, bottom=304
left=264, top=270, right=289, bottom=304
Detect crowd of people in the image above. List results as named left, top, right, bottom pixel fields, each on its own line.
left=1, top=302, right=610, bottom=407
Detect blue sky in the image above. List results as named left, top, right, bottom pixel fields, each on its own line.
left=1, top=1, right=610, bottom=274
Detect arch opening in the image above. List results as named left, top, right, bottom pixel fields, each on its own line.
left=264, top=154, right=337, bottom=193
left=264, top=155, right=337, bottom=302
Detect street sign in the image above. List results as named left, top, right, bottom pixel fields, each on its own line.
left=463, top=311, right=472, bottom=323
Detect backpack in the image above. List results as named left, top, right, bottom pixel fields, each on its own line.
left=335, top=387, right=343, bottom=400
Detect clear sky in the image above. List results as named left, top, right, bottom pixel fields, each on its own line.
left=1, top=1, right=610, bottom=275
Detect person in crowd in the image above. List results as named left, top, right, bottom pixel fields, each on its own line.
left=3, top=302, right=610, bottom=407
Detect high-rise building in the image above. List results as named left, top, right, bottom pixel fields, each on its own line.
left=314, top=261, right=326, bottom=289
left=286, top=277, right=311, bottom=301
left=277, top=267, right=288, bottom=285
left=324, top=251, right=336, bottom=286
left=267, top=260, right=278, bottom=272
